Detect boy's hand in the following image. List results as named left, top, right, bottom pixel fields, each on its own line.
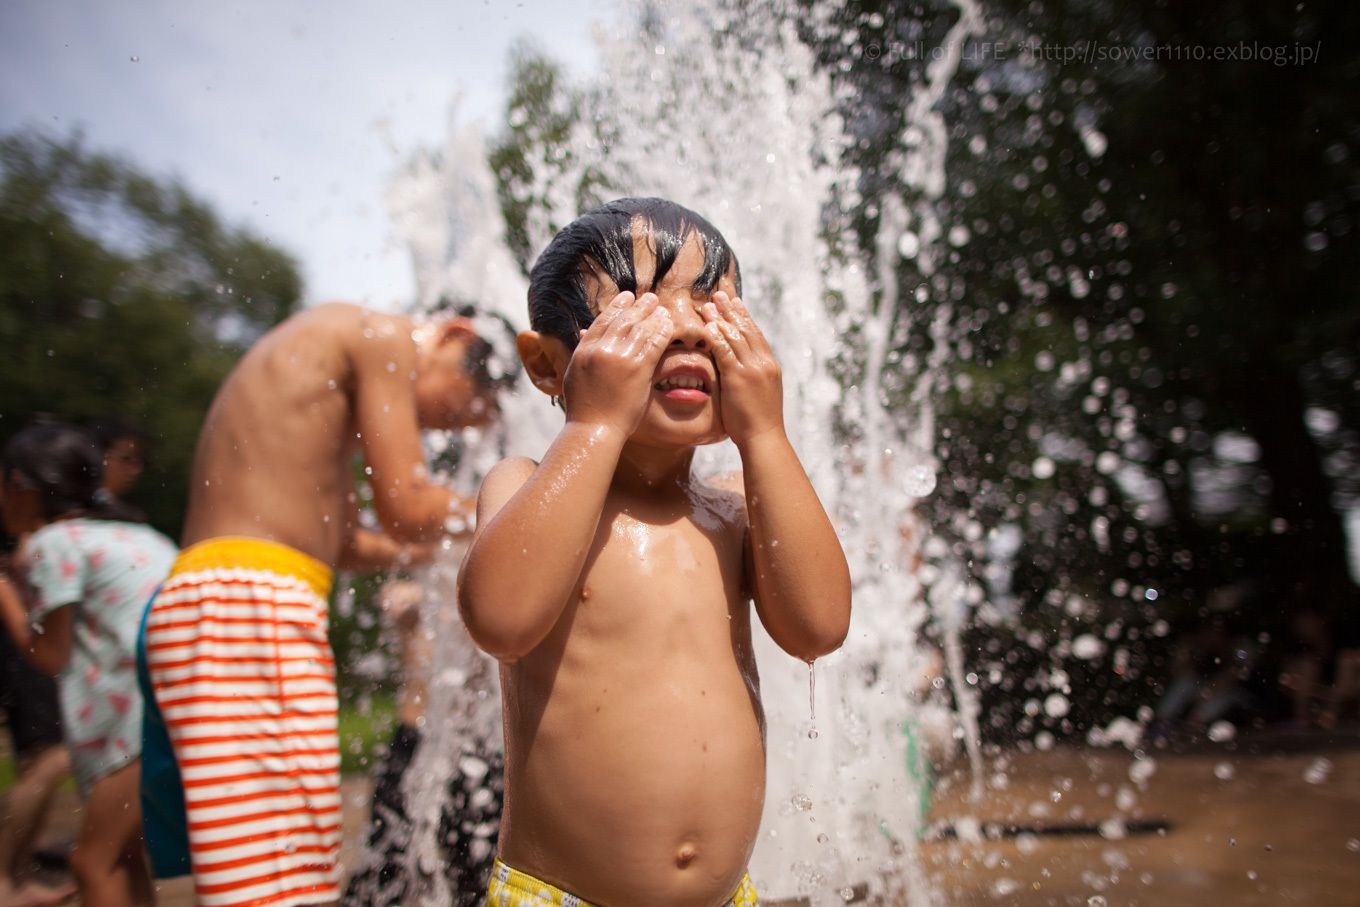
left=564, top=291, right=673, bottom=438
left=702, top=292, right=784, bottom=448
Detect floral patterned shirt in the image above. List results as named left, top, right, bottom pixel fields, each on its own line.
left=26, top=518, right=177, bottom=762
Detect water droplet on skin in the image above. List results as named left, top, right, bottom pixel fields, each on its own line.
left=807, top=661, right=816, bottom=720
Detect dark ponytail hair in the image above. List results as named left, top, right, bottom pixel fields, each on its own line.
left=2, top=422, right=139, bottom=523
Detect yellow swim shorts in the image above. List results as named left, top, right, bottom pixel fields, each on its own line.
left=484, top=857, right=758, bottom=907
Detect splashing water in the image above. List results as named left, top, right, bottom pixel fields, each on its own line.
left=367, top=0, right=993, bottom=903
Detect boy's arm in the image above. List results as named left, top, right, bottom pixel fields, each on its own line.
left=457, top=292, right=672, bottom=662
left=335, top=466, right=453, bottom=573
left=703, top=292, right=851, bottom=661
left=349, top=310, right=462, bottom=543
left=337, top=528, right=438, bottom=574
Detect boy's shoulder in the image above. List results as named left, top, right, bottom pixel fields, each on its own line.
left=474, top=456, right=541, bottom=515
left=278, top=303, right=416, bottom=385
left=277, top=303, right=410, bottom=351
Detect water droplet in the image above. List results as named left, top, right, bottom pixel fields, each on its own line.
left=1303, top=757, right=1332, bottom=785
left=817, top=833, right=828, bottom=844
left=840, top=887, right=856, bottom=902
left=792, top=794, right=812, bottom=811
left=807, top=728, right=818, bottom=739
left=1087, top=897, right=1108, bottom=907
left=130, top=55, right=139, bottom=62
left=807, top=660, right=816, bottom=721
left=1214, top=761, right=1236, bottom=781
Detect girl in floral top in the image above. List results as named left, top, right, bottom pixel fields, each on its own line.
left=0, top=422, right=176, bottom=907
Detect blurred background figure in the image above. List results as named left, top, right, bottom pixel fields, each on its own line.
left=1279, top=608, right=1360, bottom=731
left=86, top=418, right=148, bottom=524
left=0, top=421, right=177, bottom=907
left=1151, top=605, right=1260, bottom=741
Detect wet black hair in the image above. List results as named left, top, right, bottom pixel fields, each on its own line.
left=1, top=422, right=117, bottom=522
left=527, top=197, right=742, bottom=348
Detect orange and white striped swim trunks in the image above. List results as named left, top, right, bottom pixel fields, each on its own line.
left=143, top=537, right=340, bottom=907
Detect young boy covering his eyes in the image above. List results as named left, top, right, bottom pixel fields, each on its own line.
left=458, top=198, right=852, bottom=906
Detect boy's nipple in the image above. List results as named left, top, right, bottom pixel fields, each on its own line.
left=675, top=843, right=697, bottom=868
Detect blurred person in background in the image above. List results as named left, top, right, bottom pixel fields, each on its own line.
left=86, top=419, right=148, bottom=525
left=0, top=421, right=177, bottom=907
left=138, top=302, right=515, bottom=907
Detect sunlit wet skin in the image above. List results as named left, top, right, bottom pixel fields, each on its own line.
left=499, top=482, right=766, bottom=907
left=181, top=302, right=491, bottom=562
left=497, top=238, right=766, bottom=905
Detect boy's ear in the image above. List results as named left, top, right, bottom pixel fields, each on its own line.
left=516, top=330, right=571, bottom=397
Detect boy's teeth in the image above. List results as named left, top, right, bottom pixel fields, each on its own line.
left=657, top=375, right=705, bottom=391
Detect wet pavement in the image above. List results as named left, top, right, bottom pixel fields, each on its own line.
left=15, top=729, right=1360, bottom=906
left=921, top=730, right=1360, bottom=905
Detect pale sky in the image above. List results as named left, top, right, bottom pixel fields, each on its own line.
left=0, top=0, right=612, bottom=310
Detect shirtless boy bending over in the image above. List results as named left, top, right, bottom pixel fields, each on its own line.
left=458, top=198, right=852, bottom=907
left=141, top=303, right=510, bottom=907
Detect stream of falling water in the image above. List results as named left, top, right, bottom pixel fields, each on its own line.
left=357, top=1, right=992, bottom=903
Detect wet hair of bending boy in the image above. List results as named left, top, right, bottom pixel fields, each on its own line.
left=528, top=197, right=742, bottom=349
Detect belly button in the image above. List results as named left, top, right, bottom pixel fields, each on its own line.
left=675, top=843, right=697, bottom=868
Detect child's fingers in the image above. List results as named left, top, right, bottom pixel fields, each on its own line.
left=618, top=293, right=666, bottom=344
left=581, top=291, right=636, bottom=341
left=634, top=305, right=674, bottom=357
left=714, top=293, right=773, bottom=358
left=719, top=293, right=767, bottom=342
left=703, top=297, right=749, bottom=360
left=702, top=310, right=739, bottom=364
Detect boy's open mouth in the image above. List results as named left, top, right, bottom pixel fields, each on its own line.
left=653, top=361, right=714, bottom=403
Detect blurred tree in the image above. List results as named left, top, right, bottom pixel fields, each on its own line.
left=796, top=0, right=1359, bottom=734
left=810, top=0, right=1358, bottom=606
left=0, top=129, right=303, bottom=537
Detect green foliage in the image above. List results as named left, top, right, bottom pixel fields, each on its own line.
left=797, top=0, right=1360, bottom=735
left=0, top=129, right=303, bottom=538
left=488, top=42, right=606, bottom=271
left=338, top=690, right=399, bottom=776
